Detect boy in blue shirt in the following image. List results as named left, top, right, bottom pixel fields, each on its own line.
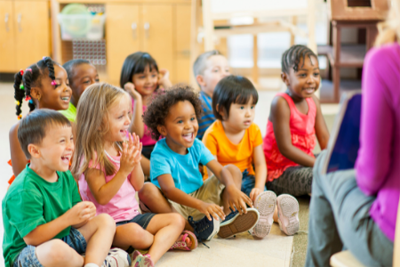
left=2, top=109, right=130, bottom=267
left=139, top=85, right=260, bottom=242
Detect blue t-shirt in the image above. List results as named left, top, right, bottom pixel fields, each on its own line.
left=150, top=138, right=215, bottom=194
left=197, top=91, right=216, bottom=139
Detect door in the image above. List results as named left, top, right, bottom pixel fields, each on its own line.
left=175, top=4, right=191, bottom=84
left=14, top=0, right=49, bottom=69
left=106, top=3, right=140, bottom=86
left=0, top=0, right=15, bottom=72
left=141, top=4, right=173, bottom=83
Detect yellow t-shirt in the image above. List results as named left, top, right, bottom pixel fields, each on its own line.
left=202, top=120, right=263, bottom=179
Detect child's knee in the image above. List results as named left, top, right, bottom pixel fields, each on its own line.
left=96, top=213, right=116, bottom=232
left=43, top=239, right=73, bottom=263
left=171, top=213, right=186, bottom=229
left=139, top=183, right=161, bottom=201
left=225, top=164, right=242, bottom=182
left=123, top=223, right=148, bottom=240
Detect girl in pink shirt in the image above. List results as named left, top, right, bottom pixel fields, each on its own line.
left=72, top=83, right=197, bottom=267
left=120, top=52, right=172, bottom=177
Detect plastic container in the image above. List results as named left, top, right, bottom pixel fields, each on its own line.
left=58, top=13, right=106, bottom=40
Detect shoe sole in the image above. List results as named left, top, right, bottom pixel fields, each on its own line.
left=131, top=250, right=154, bottom=267
left=218, top=209, right=260, bottom=238
left=277, top=194, right=300, bottom=236
left=253, top=191, right=276, bottom=238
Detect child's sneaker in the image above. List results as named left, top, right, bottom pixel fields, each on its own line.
left=188, top=215, right=220, bottom=242
left=251, top=191, right=277, bottom=238
left=276, top=194, right=300, bottom=236
left=131, top=250, right=154, bottom=267
left=218, top=208, right=260, bottom=238
left=102, top=248, right=131, bottom=267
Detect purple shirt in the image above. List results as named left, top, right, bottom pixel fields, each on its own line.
left=355, top=42, right=400, bottom=242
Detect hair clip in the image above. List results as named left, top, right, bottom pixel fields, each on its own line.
left=51, top=80, right=57, bottom=86
left=19, top=84, right=24, bottom=90
left=19, top=69, right=24, bottom=76
left=15, top=100, right=20, bottom=106
left=25, top=68, right=32, bottom=73
left=17, top=114, right=22, bottom=120
left=42, top=56, right=47, bottom=60
left=29, top=99, right=33, bottom=104
left=25, top=96, right=31, bottom=101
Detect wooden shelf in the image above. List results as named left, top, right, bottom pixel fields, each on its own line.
left=318, top=44, right=366, bottom=68
left=320, top=79, right=361, bottom=104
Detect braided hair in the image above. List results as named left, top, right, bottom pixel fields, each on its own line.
left=281, top=45, right=318, bottom=74
left=14, top=56, right=59, bottom=119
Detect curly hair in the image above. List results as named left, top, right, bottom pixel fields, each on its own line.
left=143, top=84, right=203, bottom=140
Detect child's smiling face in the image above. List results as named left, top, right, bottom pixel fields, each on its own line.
left=282, top=55, right=320, bottom=99
left=70, top=63, right=99, bottom=106
left=158, top=100, right=199, bottom=155
left=132, top=65, right=159, bottom=97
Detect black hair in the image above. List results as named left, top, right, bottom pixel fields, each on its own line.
left=120, top=52, right=159, bottom=88
left=14, top=56, right=60, bottom=118
left=18, top=109, right=71, bottom=159
left=143, top=84, right=203, bottom=140
left=63, top=59, right=91, bottom=86
left=212, top=75, right=258, bottom=121
left=281, top=45, right=318, bottom=74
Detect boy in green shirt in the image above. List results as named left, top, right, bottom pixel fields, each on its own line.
left=2, top=109, right=130, bottom=267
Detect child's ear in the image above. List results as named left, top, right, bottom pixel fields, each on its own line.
left=30, top=87, right=41, bottom=101
left=196, top=75, right=206, bottom=87
left=27, top=144, right=40, bottom=159
left=216, top=104, right=224, bottom=119
left=157, top=125, right=167, bottom=137
left=281, top=72, right=290, bottom=86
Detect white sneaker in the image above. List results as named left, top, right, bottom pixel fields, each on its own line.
left=276, top=194, right=300, bottom=236
left=251, top=191, right=277, bottom=238
left=102, top=248, right=131, bottom=267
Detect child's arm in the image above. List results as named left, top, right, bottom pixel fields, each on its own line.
left=158, top=68, right=172, bottom=89
left=124, top=82, right=144, bottom=138
left=271, top=96, right=315, bottom=167
left=9, top=123, right=28, bottom=177
left=158, top=174, right=225, bottom=220
left=312, top=95, right=330, bottom=150
left=85, top=134, right=140, bottom=205
left=23, top=201, right=96, bottom=246
left=206, top=160, right=253, bottom=214
left=250, top=145, right=267, bottom=202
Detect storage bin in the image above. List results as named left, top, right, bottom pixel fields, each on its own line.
left=57, top=14, right=106, bottom=40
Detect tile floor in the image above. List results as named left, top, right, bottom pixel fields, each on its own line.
left=0, top=81, right=338, bottom=267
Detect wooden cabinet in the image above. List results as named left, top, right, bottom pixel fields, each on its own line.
left=0, top=0, right=49, bottom=73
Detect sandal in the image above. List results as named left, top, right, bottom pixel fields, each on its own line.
left=169, top=230, right=198, bottom=251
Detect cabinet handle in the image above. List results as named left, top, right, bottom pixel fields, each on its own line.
left=144, top=22, right=150, bottom=38
left=131, top=23, right=137, bottom=39
left=17, top=13, right=22, bottom=32
left=5, top=13, right=9, bottom=32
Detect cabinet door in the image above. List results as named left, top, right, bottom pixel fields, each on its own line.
left=14, top=0, right=49, bottom=69
left=175, top=4, right=191, bottom=84
left=141, top=4, right=173, bottom=83
left=106, top=4, right=140, bottom=86
left=0, top=0, right=15, bottom=72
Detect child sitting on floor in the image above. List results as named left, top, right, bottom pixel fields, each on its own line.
left=263, top=45, right=330, bottom=196
left=193, top=50, right=230, bottom=139
left=203, top=75, right=300, bottom=236
left=138, top=84, right=260, bottom=243
left=72, top=83, right=193, bottom=267
left=3, top=109, right=130, bottom=267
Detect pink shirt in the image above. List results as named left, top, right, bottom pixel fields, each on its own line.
left=131, top=97, right=157, bottom=147
left=78, top=151, right=140, bottom=223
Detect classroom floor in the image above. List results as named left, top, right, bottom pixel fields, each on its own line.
left=0, top=81, right=339, bottom=267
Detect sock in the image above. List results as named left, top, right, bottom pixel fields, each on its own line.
left=84, top=264, right=99, bottom=267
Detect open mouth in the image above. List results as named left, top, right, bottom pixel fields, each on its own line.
left=61, top=96, right=70, bottom=103
left=61, top=155, right=71, bottom=164
left=182, top=133, right=194, bottom=142
left=304, top=88, right=315, bottom=94
left=244, top=120, right=252, bottom=125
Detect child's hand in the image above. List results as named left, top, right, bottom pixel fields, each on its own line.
left=225, top=185, right=253, bottom=215
left=158, top=68, right=172, bottom=88
left=249, top=188, right=264, bottom=203
left=124, top=82, right=141, bottom=101
left=198, top=202, right=225, bottom=221
left=120, top=133, right=142, bottom=175
left=66, top=201, right=96, bottom=225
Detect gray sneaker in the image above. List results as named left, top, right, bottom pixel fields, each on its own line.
left=102, top=248, right=131, bottom=267
left=252, top=191, right=277, bottom=238
left=276, top=194, right=300, bottom=236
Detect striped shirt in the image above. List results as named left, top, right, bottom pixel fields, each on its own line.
left=197, top=91, right=216, bottom=139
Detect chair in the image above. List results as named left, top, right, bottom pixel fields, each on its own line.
left=330, top=197, right=400, bottom=267
left=190, top=0, right=317, bottom=86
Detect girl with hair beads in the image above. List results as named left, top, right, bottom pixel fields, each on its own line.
left=9, top=56, right=72, bottom=183
left=120, top=52, right=172, bottom=177
left=72, top=83, right=195, bottom=267
left=263, top=45, right=330, bottom=196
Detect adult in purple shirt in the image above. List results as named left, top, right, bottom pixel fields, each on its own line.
left=305, top=2, right=400, bottom=266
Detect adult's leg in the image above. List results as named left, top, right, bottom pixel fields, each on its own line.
left=266, top=166, right=312, bottom=196
left=305, top=150, right=393, bottom=267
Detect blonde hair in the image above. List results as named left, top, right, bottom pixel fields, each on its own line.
left=71, top=83, right=129, bottom=177
left=375, top=0, right=400, bottom=46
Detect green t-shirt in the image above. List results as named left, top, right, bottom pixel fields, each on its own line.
left=59, top=102, right=77, bottom=122
left=2, top=165, right=81, bottom=267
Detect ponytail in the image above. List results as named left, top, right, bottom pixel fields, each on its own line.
left=13, top=70, right=25, bottom=119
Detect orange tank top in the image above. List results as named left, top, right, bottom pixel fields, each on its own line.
left=263, top=93, right=316, bottom=182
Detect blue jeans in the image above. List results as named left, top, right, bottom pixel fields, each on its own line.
left=13, top=227, right=87, bottom=267
left=305, top=150, right=393, bottom=267
left=241, top=169, right=266, bottom=197
left=116, top=213, right=155, bottom=229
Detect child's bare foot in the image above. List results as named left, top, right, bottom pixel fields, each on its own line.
left=169, top=230, right=198, bottom=251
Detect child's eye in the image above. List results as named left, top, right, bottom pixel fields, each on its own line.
left=212, top=69, right=219, bottom=73
left=251, top=106, right=255, bottom=109
left=152, top=74, right=157, bottom=78
left=314, top=72, right=320, bottom=77
left=190, top=117, right=196, bottom=121
left=60, top=139, right=65, bottom=143
left=95, top=79, right=100, bottom=82
left=70, top=137, right=74, bottom=141
left=84, top=80, right=91, bottom=84
left=177, top=120, right=183, bottom=124
left=240, top=106, right=245, bottom=109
